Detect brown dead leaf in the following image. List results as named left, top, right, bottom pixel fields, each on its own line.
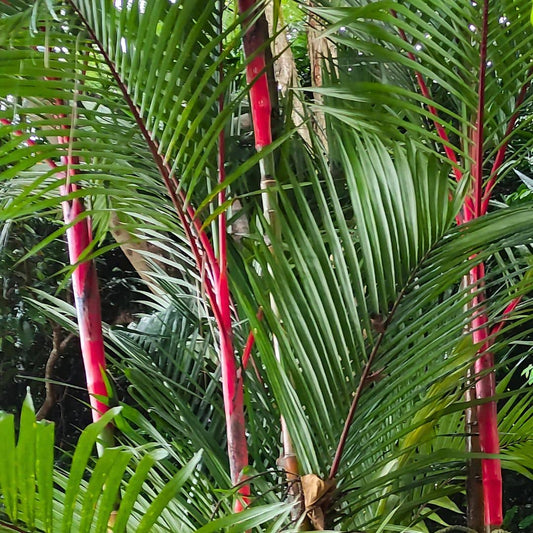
left=301, top=474, right=336, bottom=530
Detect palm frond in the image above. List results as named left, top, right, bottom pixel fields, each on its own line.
left=0, top=392, right=204, bottom=533
left=234, top=130, right=533, bottom=528
left=311, top=0, right=533, bottom=185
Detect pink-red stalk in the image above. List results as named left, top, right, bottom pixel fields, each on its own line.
left=468, top=3, right=503, bottom=525
left=67, top=1, right=254, bottom=505
left=59, top=140, right=109, bottom=422
left=241, top=308, right=264, bottom=371
left=392, top=2, right=529, bottom=524
left=0, top=118, right=108, bottom=422
left=60, top=178, right=109, bottom=421
left=238, top=0, right=273, bottom=151
left=66, top=0, right=221, bottom=317
left=216, top=3, right=250, bottom=506
left=237, top=0, right=304, bottom=517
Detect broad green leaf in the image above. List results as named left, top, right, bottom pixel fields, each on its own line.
left=16, top=392, right=37, bottom=528
left=193, top=503, right=292, bottom=533
left=111, top=453, right=157, bottom=533
left=0, top=413, right=17, bottom=521
left=36, top=420, right=55, bottom=532
left=136, top=450, right=203, bottom=533
left=61, top=407, right=122, bottom=533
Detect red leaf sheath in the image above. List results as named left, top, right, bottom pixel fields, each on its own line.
left=0, top=119, right=109, bottom=421
left=247, top=55, right=272, bottom=149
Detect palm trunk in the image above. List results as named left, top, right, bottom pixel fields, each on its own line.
left=61, top=185, right=109, bottom=423
left=465, top=4, right=502, bottom=525
left=55, top=100, right=111, bottom=428
left=391, top=2, right=522, bottom=524
left=217, top=102, right=250, bottom=509
left=238, top=0, right=273, bottom=151
left=465, top=369, right=484, bottom=533
left=68, top=0, right=251, bottom=498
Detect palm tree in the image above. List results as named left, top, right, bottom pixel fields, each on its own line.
left=0, top=0, right=532, bottom=531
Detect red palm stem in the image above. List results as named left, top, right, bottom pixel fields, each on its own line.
left=469, top=3, right=502, bottom=525
left=241, top=308, right=264, bottom=371
left=238, top=0, right=272, bottom=151
left=61, top=182, right=108, bottom=420
left=0, top=118, right=108, bottom=422
left=67, top=2, right=253, bottom=498
left=490, top=296, right=522, bottom=338
left=58, top=116, right=109, bottom=422
left=394, top=3, right=507, bottom=524
left=217, top=3, right=250, bottom=502
left=236, top=1, right=303, bottom=513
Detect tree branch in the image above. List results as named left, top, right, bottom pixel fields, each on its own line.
left=36, top=326, right=76, bottom=421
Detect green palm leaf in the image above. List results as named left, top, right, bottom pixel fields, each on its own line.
left=234, top=130, right=533, bottom=528
left=0, top=392, right=204, bottom=532
left=1, top=1, right=532, bottom=530
left=311, top=0, right=533, bottom=184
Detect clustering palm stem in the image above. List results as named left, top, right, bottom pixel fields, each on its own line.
left=57, top=146, right=109, bottom=427
left=2, top=1, right=533, bottom=531
left=238, top=0, right=302, bottom=516
left=392, top=2, right=529, bottom=526
left=216, top=0, right=250, bottom=508
left=0, top=118, right=110, bottom=434
left=238, top=0, right=273, bottom=151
